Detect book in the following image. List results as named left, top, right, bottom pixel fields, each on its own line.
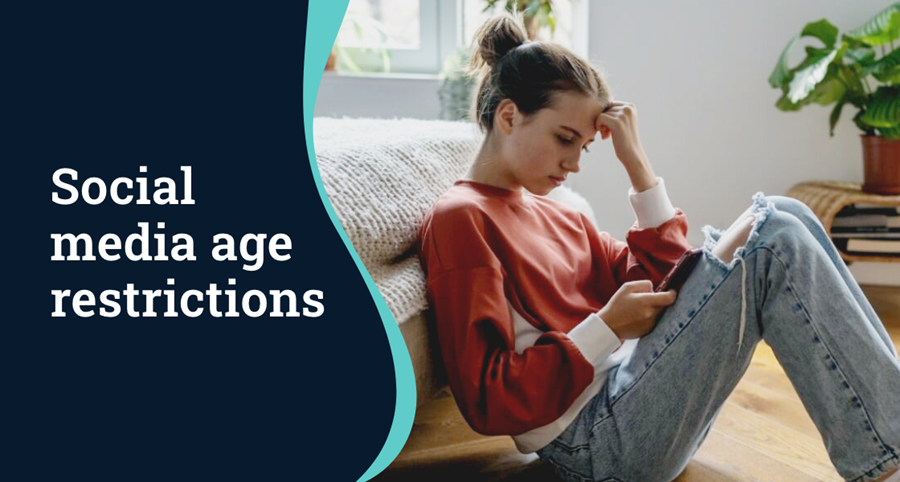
left=843, top=238, right=900, bottom=254
left=832, top=238, right=897, bottom=255
left=829, top=203, right=900, bottom=256
left=830, top=232, right=900, bottom=239
left=850, top=202, right=900, bottom=209
left=830, top=226, right=900, bottom=235
left=831, top=215, right=900, bottom=228
left=834, top=204, right=900, bottom=217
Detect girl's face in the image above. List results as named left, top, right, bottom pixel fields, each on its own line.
left=495, top=91, right=607, bottom=196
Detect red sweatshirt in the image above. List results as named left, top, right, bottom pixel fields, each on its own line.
left=416, top=177, right=693, bottom=453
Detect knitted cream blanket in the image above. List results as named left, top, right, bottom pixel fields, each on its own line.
left=313, top=117, right=479, bottom=324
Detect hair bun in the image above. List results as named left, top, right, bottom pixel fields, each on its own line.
left=468, top=12, right=529, bottom=71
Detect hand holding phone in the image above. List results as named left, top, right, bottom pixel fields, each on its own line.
left=598, top=280, right=678, bottom=340
left=654, top=248, right=703, bottom=293
left=599, top=249, right=702, bottom=340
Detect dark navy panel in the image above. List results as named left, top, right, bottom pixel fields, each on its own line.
left=5, top=3, right=395, bottom=480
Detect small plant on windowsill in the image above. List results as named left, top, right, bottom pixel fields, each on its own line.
left=438, top=46, right=473, bottom=121
left=769, top=2, right=900, bottom=195
left=439, top=0, right=569, bottom=121
left=484, top=0, right=560, bottom=41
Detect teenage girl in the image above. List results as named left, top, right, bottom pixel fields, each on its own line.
left=416, top=12, right=900, bottom=482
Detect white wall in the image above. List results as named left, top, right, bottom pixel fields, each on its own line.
left=315, top=72, right=442, bottom=119
left=574, top=0, right=899, bottom=286
left=314, top=0, right=900, bottom=286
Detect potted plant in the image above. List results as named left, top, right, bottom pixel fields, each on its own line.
left=769, top=2, right=900, bottom=195
left=438, top=46, right=473, bottom=121
left=438, top=0, right=569, bottom=120
left=484, top=0, right=561, bottom=40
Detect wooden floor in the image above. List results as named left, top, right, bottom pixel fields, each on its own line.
left=375, top=285, right=900, bottom=482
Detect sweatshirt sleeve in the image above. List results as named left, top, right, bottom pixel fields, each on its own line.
left=419, top=204, right=601, bottom=436
left=599, top=177, right=694, bottom=287
left=628, top=176, right=678, bottom=230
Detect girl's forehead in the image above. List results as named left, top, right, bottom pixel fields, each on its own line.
left=546, top=94, right=605, bottom=123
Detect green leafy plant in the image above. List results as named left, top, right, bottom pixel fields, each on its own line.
left=769, top=3, right=900, bottom=138
left=438, top=46, right=473, bottom=121
left=439, top=0, right=577, bottom=120
left=484, top=0, right=561, bottom=39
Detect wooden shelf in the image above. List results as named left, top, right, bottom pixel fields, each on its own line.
left=786, top=181, right=900, bottom=264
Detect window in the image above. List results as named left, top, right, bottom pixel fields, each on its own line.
left=330, top=0, right=585, bottom=75
left=332, top=0, right=459, bottom=74
left=463, top=0, right=576, bottom=52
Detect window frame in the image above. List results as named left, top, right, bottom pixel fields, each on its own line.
left=335, top=1, right=461, bottom=75
left=334, top=0, right=587, bottom=76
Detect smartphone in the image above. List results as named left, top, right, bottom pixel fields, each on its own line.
left=654, top=248, right=703, bottom=293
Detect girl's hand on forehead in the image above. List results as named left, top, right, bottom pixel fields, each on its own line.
left=596, top=100, right=649, bottom=168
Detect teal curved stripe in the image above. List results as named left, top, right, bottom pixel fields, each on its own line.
left=303, top=2, right=416, bottom=482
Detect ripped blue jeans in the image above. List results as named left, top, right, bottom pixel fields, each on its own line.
left=536, top=194, right=900, bottom=482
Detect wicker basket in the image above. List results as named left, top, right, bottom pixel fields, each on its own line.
left=786, top=181, right=900, bottom=264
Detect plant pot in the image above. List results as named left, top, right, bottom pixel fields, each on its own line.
left=861, top=135, right=900, bottom=195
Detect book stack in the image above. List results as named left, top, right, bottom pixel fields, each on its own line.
left=830, top=203, right=900, bottom=256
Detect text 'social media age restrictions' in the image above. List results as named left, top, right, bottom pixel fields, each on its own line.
left=49, top=167, right=324, bottom=319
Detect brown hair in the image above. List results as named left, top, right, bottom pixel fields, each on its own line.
left=465, top=11, right=613, bottom=134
